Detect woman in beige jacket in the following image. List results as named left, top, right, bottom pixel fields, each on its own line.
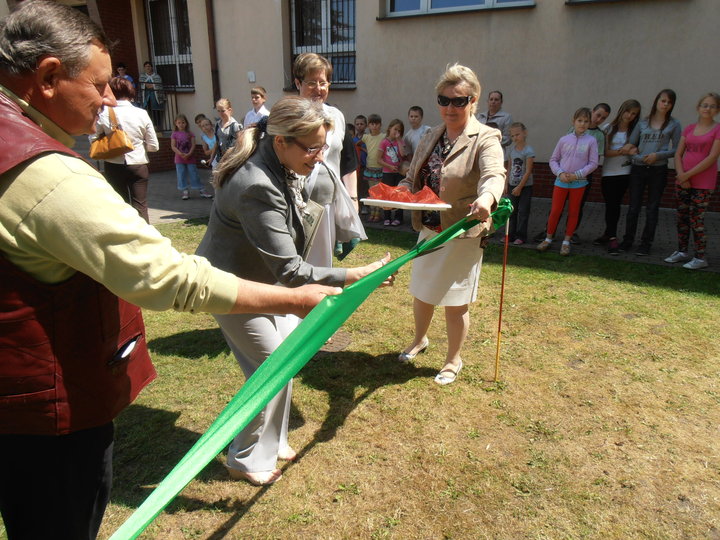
left=398, top=64, right=505, bottom=385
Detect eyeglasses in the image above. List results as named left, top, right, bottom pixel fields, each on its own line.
left=289, top=139, right=329, bottom=156
left=302, top=80, right=331, bottom=90
left=437, top=95, right=472, bottom=108
left=699, top=103, right=718, bottom=109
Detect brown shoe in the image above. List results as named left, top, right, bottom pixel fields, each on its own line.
left=560, top=243, right=571, bottom=256
left=537, top=240, right=552, bottom=252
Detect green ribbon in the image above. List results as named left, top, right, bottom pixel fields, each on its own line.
left=111, top=198, right=513, bottom=540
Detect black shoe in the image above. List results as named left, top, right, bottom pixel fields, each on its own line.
left=635, top=244, right=650, bottom=256
left=570, top=233, right=581, bottom=245
left=618, top=240, right=632, bottom=252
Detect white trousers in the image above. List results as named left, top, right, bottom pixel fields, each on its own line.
left=214, top=312, right=299, bottom=473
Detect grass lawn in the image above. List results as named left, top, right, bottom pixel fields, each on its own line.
left=5, top=219, right=719, bottom=540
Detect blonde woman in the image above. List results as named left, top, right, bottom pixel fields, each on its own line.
left=196, top=97, right=391, bottom=485
left=398, top=64, right=505, bottom=385
left=214, top=97, right=242, bottom=160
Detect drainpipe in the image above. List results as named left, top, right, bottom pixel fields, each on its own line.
left=204, top=0, right=220, bottom=104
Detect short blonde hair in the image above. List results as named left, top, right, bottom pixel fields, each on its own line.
left=215, top=98, right=232, bottom=110
left=435, top=63, right=482, bottom=114
left=293, top=52, right=333, bottom=82
left=214, top=96, right=333, bottom=187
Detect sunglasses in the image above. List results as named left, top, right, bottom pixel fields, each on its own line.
left=289, top=139, right=329, bottom=156
left=437, top=95, right=472, bottom=108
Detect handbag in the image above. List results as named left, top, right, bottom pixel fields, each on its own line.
left=89, top=107, right=134, bottom=160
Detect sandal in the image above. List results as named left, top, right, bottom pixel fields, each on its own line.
left=434, top=360, right=463, bottom=385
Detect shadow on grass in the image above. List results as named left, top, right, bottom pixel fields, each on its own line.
left=482, top=244, right=719, bottom=296
left=200, top=350, right=436, bottom=539
left=148, top=328, right=227, bottom=359
left=109, top=348, right=434, bottom=537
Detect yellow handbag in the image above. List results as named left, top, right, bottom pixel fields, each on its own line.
left=89, top=107, right=134, bottom=160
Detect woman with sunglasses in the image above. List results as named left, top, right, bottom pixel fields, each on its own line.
left=397, top=64, right=505, bottom=385
left=293, top=53, right=361, bottom=266
left=196, top=97, right=391, bottom=486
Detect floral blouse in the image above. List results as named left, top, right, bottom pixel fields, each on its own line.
left=418, top=131, right=455, bottom=231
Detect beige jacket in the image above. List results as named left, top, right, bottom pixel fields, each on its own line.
left=401, top=115, right=505, bottom=238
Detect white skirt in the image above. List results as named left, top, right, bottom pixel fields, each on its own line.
left=409, top=227, right=484, bottom=306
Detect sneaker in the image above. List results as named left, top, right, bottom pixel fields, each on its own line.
left=682, top=257, right=709, bottom=270
left=560, top=242, right=571, bottom=256
left=181, top=190, right=189, bottom=200
left=664, top=251, right=690, bottom=264
left=593, top=234, right=610, bottom=246
left=513, top=238, right=524, bottom=245
left=618, top=240, right=632, bottom=252
left=607, top=238, right=620, bottom=255
left=537, top=240, right=552, bottom=252
left=391, top=219, right=401, bottom=226
left=200, top=189, right=213, bottom=199
left=635, top=245, right=650, bottom=256
left=383, top=219, right=391, bottom=226
left=570, top=233, right=581, bottom=245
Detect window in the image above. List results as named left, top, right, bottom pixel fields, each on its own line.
left=290, top=0, right=356, bottom=87
left=145, top=0, right=194, bottom=90
left=388, top=0, right=533, bottom=16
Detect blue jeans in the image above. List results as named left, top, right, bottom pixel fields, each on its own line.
left=176, top=163, right=203, bottom=191
left=623, top=164, right=668, bottom=247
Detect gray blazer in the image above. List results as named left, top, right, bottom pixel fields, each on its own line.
left=196, top=137, right=347, bottom=287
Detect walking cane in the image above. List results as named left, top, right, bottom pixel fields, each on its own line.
left=494, top=219, right=510, bottom=382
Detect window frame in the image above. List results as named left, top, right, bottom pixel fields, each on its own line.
left=144, top=0, right=194, bottom=91
left=289, top=0, right=357, bottom=88
left=384, top=0, right=534, bottom=17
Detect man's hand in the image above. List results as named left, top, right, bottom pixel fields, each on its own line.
left=290, top=284, right=343, bottom=317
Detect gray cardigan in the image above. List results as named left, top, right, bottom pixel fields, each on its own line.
left=196, top=137, right=347, bottom=287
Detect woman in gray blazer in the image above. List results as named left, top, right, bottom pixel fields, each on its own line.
left=397, top=64, right=505, bottom=386
left=196, top=97, right=390, bottom=486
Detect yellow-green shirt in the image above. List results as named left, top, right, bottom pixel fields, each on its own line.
left=0, top=86, right=237, bottom=313
left=362, top=133, right=384, bottom=169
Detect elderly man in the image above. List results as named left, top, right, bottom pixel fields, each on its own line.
left=0, top=2, right=338, bottom=539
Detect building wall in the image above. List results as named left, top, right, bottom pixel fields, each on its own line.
left=206, top=0, right=720, bottom=210
left=210, top=0, right=719, bottom=159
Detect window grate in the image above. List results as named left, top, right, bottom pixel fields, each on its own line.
left=290, top=0, right=356, bottom=85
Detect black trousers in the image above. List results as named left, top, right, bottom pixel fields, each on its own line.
left=622, top=164, right=668, bottom=246
left=0, top=422, right=114, bottom=540
left=104, top=162, right=151, bottom=223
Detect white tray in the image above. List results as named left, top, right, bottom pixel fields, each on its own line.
left=360, top=198, right=452, bottom=211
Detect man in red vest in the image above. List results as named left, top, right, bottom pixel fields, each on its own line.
left=0, top=2, right=339, bottom=538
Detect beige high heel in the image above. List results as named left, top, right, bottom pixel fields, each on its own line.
left=398, top=337, right=429, bottom=363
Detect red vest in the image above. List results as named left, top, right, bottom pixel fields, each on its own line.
left=0, top=91, right=156, bottom=435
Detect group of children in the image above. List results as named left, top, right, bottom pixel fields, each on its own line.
left=534, top=89, right=719, bottom=268
left=169, top=87, right=270, bottom=200
left=351, top=106, right=432, bottom=226
left=167, top=86, right=719, bottom=269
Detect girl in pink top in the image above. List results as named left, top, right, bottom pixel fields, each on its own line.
left=171, top=114, right=213, bottom=200
left=378, top=118, right=407, bottom=226
left=537, top=108, right=598, bottom=256
left=664, top=92, right=720, bottom=269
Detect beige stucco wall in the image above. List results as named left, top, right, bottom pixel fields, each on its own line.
left=202, top=0, right=720, bottom=160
